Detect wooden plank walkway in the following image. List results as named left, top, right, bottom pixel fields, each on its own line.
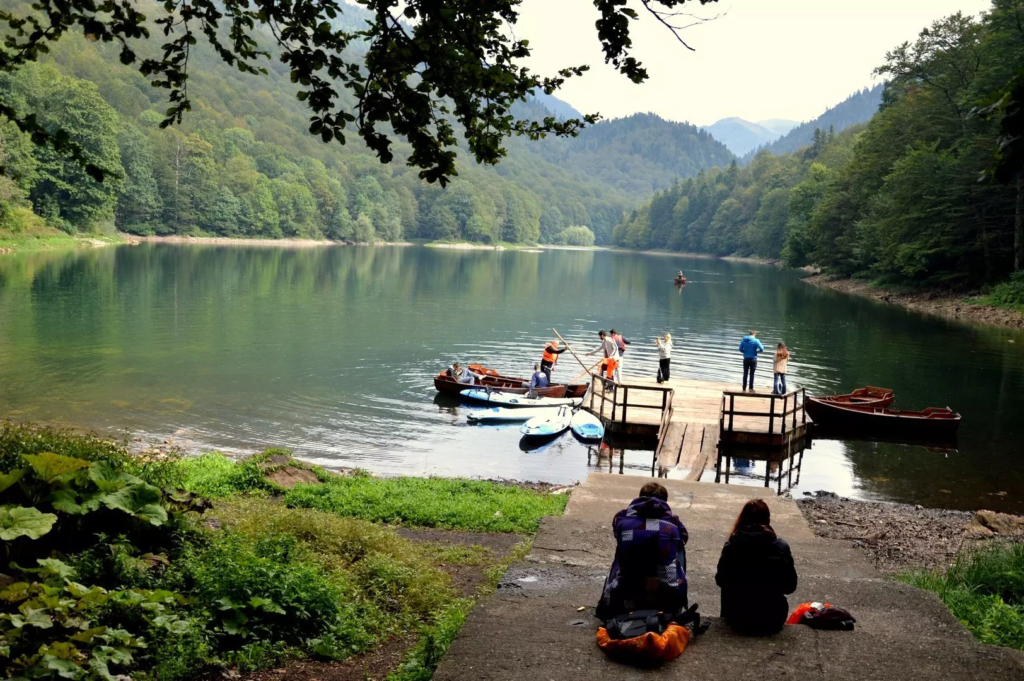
left=584, top=374, right=808, bottom=483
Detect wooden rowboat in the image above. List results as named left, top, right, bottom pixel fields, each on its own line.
left=806, top=401, right=961, bottom=438
left=433, top=364, right=587, bottom=399
left=806, top=387, right=894, bottom=422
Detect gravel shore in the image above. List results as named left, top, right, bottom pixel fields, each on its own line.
left=797, top=492, right=1024, bottom=574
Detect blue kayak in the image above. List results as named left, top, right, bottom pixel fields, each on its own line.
left=570, top=409, right=604, bottom=442
left=460, top=389, right=581, bottom=408
left=520, top=406, right=572, bottom=438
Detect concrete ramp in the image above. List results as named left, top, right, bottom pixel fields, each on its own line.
left=434, top=474, right=1024, bottom=680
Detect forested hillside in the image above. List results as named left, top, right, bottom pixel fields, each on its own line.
left=0, top=0, right=732, bottom=246
left=617, top=0, right=1024, bottom=290
left=740, top=85, right=884, bottom=162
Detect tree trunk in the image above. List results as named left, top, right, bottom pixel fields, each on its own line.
left=1016, top=170, right=1024, bottom=272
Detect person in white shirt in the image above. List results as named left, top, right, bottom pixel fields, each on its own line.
left=586, top=330, right=620, bottom=392
left=656, top=333, right=673, bottom=384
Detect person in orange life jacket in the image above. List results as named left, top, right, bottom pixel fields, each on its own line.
left=610, top=329, right=630, bottom=382
left=586, top=330, right=620, bottom=392
left=596, top=481, right=689, bottom=622
left=527, top=363, right=548, bottom=396
left=715, top=499, right=797, bottom=635
left=540, top=339, right=566, bottom=382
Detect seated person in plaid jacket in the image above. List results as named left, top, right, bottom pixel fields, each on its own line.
left=596, top=482, right=689, bottom=621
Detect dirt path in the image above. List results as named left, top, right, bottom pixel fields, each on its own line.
left=802, top=274, right=1024, bottom=330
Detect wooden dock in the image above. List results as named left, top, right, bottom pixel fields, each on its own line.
left=583, top=374, right=809, bottom=483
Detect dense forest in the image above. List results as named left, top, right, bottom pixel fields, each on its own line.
left=617, top=0, right=1024, bottom=289
left=0, top=0, right=732, bottom=247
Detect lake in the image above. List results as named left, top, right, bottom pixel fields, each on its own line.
left=1, top=243, right=1022, bottom=512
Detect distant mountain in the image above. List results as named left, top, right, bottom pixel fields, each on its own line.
left=700, top=117, right=796, bottom=156
left=520, top=112, right=736, bottom=197
left=741, top=84, right=884, bottom=162
left=528, top=91, right=583, bottom=121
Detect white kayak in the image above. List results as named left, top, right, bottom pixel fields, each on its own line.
left=520, top=406, right=573, bottom=438
left=460, top=389, right=582, bottom=408
left=467, top=406, right=559, bottom=423
left=570, top=409, right=604, bottom=442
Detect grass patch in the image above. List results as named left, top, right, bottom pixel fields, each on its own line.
left=980, top=272, right=1024, bottom=312
left=900, top=542, right=1024, bottom=650
left=284, top=475, right=568, bottom=533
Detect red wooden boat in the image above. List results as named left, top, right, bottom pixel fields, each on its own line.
left=806, top=401, right=960, bottom=438
left=433, top=365, right=588, bottom=399
left=806, top=387, right=894, bottom=422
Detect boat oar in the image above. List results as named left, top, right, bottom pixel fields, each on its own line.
left=570, top=360, right=603, bottom=383
left=553, top=328, right=594, bottom=375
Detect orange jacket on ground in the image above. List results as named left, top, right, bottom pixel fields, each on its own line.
left=596, top=623, right=690, bottom=662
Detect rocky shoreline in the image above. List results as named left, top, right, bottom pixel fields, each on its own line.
left=801, top=273, right=1024, bottom=330
left=797, top=492, right=1024, bottom=574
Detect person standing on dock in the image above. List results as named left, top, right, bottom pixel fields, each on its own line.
left=586, top=330, right=620, bottom=391
left=738, top=330, right=764, bottom=391
left=656, top=333, right=673, bottom=384
left=773, top=343, right=790, bottom=395
left=540, top=339, right=566, bottom=382
left=610, top=329, right=630, bottom=382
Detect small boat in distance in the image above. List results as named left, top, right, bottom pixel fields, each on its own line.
left=806, top=387, right=895, bottom=422
left=806, top=402, right=961, bottom=438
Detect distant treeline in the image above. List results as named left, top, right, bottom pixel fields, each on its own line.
left=0, top=0, right=735, bottom=247
left=617, top=0, right=1024, bottom=289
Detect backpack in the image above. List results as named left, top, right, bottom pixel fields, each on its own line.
left=597, top=605, right=707, bottom=664
left=787, top=601, right=856, bottom=631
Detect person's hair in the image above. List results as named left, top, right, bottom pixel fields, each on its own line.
left=610, top=328, right=617, bottom=335
left=777, top=342, right=789, bottom=359
left=452, top=362, right=461, bottom=368
left=665, top=333, right=672, bottom=342
left=534, top=363, right=540, bottom=370
left=598, top=330, right=606, bottom=337
left=749, top=330, right=757, bottom=336
left=639, top=481, right=669, bottom=501
left=731, top=499, right=771, bottom=535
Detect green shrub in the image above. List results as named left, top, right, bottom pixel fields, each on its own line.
left=0, top=421, right=129, bottom=472
left=555, top=225, right=596, bottom=246
left=901, top=543, right=1024, bottom=650
left=983, top=271, right=1024, bottom=309
left=284, top=476, right=568, bottom=533
left=387, top=600, right=473, bottom=681
left=174, top=449, right=329, bottom=498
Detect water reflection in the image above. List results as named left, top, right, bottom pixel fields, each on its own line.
left=0, top=244, right=1022, bottom=511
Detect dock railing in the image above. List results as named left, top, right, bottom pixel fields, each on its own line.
left=719, top=387, right=807, bottom=440
left=586, top=375, right=675, bottom=436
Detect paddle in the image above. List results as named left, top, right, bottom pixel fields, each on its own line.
left=570, top=360, right=603, bottom=383
left=553, top=328, right=596, bottom=375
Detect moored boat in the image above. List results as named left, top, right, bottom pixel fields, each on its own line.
left=570, top=409, right=604, bottom=442
left=433, top=364, right=587, bottom=399
left=466, top=406, right=559, bottom=423
left=806, top=402, right=960, bottom=438
left=520, top=406, right=573, bottom=439
left=806, top=387, right=895, bottom=423
left=460, top=389, right=583, bottom=408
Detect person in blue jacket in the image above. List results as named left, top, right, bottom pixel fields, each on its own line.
left=738, top=330, right=765, bottom=391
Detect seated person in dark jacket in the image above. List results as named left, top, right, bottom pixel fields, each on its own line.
left=715, top=499, right=797, bottom=635
left=596, top=482, right=689, bottom=621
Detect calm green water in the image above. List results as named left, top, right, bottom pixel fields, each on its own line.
left=1, top=244, right=1023, bottom=512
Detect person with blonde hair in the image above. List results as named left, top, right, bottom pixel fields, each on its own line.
left=773, top=342, right=790, bottom=395
left=656, top=333, right=673, bottom=384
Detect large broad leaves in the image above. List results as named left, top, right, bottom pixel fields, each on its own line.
left=0, top=468, right=26, bottom=494
left=0, top=505, right=57, bottom=540
left=102, top=483, right=167, bottom=526
left=23, top=452, right=91, bottom=483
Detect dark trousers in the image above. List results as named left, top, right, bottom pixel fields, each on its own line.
left=657, top=358, right=671, bottom=383
left=742, top=357, right=757, bottom=390
left=540, top=360, right=554, bottom=381
left=774, top=372, right=787, bottom=395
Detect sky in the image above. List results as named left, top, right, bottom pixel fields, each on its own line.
left=515, top=0, right=994, bottom=126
